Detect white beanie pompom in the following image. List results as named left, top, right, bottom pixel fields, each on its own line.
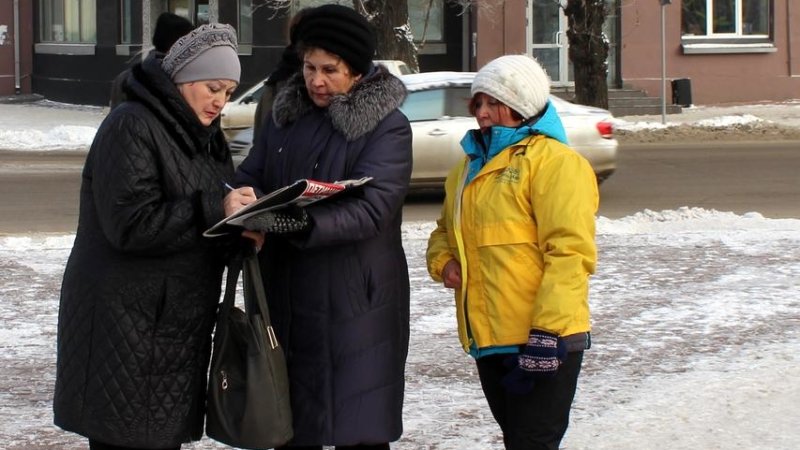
left=471, top=54, right=551, bottom=119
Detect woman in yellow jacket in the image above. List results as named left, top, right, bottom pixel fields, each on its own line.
left=426, top=54, right=598, bottom=450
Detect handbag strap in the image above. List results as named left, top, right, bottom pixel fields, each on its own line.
left=218, top=247, right=245, bottom=331
left=242, top=250, right=280, bottom=349
left=220, top=244, right=274, bottom=322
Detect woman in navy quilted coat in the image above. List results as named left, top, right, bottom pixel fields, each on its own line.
left=54, top=24, right=253, bottom=450
left=229, top=5, right=412, bottom=449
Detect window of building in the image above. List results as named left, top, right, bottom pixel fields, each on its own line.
left=168, top=0, right=208, bottom=25
left=238, top=0, right=253, bottom=45
left=39, top=0, right=97, bottom=43
left=682, top=0, right=770, bottom=37
left=681, top=0, right=774, bottom=54
left=409, top=0, right=444, bottom=44
left=120, top=0, right=134, bottom=44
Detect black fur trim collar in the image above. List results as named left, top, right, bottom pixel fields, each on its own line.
left=272, top=65, right=407, bottom=141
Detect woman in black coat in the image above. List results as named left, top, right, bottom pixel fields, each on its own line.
left=230, top=5, right=412, bottom=449
left=54, top=24, right=253, bottom=450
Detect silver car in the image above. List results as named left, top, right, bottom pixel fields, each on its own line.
left=399, top=71, right=617, bottom=188
left=229, top=71, right=618, bottom=188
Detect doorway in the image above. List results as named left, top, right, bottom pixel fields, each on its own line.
left=526, top=0, right=620, bottom=88
left=527, top=0, right=571, bottom=86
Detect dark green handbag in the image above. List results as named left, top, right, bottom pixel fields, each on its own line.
left=206, top=248, right=293, bottom=449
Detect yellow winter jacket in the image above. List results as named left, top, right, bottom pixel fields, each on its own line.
left=426, top=134, right=598, bottom=353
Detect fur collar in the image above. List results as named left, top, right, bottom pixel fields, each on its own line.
left=272, top=65, right=407, bottom=141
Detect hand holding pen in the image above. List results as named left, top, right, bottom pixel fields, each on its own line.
left=222, top=181, right=264, bottom=251
left=222, top=181, right=257, bottom=217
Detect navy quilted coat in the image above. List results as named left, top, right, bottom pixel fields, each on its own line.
left=53, top=54, right=234, bottom=448
left=235, top=66, right=412, bottom=446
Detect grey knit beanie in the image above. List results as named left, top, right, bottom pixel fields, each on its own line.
left=162, top=23, right=240, bottom=84
left=471, top=54, right=551, bottom=119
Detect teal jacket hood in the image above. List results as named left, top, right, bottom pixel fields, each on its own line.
left=461, top=100, right=568, bottom=184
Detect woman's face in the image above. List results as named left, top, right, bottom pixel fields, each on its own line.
left=302, top=48, right=362, bottom=108
left=178, top=79, right=238, bottom=126
left=471, top=93, right=523, bottom=131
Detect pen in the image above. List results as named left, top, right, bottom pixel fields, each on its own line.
left=222, top=181, right=235, bottom=191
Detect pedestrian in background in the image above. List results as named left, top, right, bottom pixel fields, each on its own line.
left=426, top=54, right=598, bottom=450
left=54, top=23, right=251, bottom=450
left=251, top=8, right=308, bottom=145
left=109, top=12, right=194, bottom=109
left=225, top=5, right=412, bottom=449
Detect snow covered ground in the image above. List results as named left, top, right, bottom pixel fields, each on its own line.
left=1, top=100, right=799, bottom=449
left=1, top=209, right=799, bottom=449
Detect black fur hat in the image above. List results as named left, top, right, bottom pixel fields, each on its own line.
left=292, top=4, right=376, bottom=75
left=152, top=12, right=194, bottom=53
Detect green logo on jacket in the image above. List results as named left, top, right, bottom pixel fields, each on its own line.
left=496, top=167, right=520, bottom=184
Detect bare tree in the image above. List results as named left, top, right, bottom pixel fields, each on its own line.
left=357, top=0, right=419, bottom=71
left=564, top=0, right=609, bottom=109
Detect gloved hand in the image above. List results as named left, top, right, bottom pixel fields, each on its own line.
left=242, top=207, right=311, bottom=234
left=501, top=330, right=567, bottom=395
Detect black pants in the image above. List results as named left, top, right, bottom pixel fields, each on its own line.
left=278, top=445, right=389, bottom=450
left=476, top=351, right=583, bottom=450
left=88, top=439, right=180, bottom=450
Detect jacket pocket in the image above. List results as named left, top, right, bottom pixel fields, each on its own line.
left=341, top=247, right=369, bottom=316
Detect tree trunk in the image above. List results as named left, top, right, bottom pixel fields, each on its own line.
left=357, top=0, right=419, bottom=71
left=564, top=0, right=609, bottom=109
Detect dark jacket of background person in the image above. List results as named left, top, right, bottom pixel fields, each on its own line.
left=252, top=9, right=306, bottom=145
left=234, top=66, right=412, bottom=445
left=109, top=12, right=193, bottom=110
left=54, top=52, right=234, bottom=448
left=252, top=46, right=299, bottom=145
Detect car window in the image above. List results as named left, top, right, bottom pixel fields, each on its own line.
left=242, top=85, right=264, bottom=104
left=396, top=63, right=412, bottom=75
left=230, top=82, right=264, bottom=105
left=400, top=87, right=472, bottom=121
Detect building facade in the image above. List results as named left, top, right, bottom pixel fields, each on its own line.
left=3, top=1, right=797, bottom=106
left=619, top=0, right=799, bottom=105
left=9, top=0, right=466, bottom=105
left=472, top=0, right=799, bottom=105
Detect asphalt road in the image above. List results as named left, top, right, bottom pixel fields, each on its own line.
left=1, top=140, right=799, bottom=234
left=596, top=140, right=800, bottom=219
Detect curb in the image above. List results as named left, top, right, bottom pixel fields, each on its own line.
left=0, top=94, right=45, bottom=104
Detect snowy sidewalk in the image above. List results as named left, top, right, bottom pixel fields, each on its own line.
left=2, top=99, right=800, bottom=449
left=1, top=99, right=800, bottom=151
left=1, top=210, right=800, bottom=449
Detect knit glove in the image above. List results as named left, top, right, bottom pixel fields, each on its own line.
left=242, top=207, right=311, bottom=234
left=501, top=330, right=567, bottom=395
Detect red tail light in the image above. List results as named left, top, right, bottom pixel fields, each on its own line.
left=596, top=120, right=613, bottom=139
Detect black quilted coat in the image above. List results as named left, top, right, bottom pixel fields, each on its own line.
left=53, top=54, right=234, bottom=448
left=235, top=66, right=412, bottom=446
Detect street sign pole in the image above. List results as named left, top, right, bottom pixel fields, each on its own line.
left=661, top=0, right=671, bottom=124
left=661, top=3, right=665, bottom=123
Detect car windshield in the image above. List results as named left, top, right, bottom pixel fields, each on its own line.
left=400, top=87, right=472, bottom=122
